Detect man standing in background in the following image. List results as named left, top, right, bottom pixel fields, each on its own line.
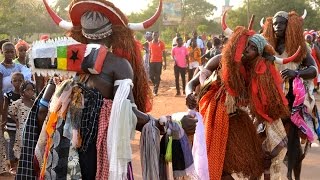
left=172, top=32, right=181, bottom=47
left=143, top=32, right=153, bottom=80
left=149, top=31, right=166, bottom=96
left=185, top=30, right=205, bottom=54
left=172, top=37, right=188, bottom=96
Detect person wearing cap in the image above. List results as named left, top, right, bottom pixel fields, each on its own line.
left=262, top=10, right=318, bottom=180
left=185, top=24, right=296, bottom=179
left=17, top=0, right=198, bottom=179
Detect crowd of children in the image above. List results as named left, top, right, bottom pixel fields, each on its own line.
left=0, top=39, right=35, bottom=176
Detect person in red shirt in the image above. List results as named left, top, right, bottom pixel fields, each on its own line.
left=149, top=31, right=166, bottom=95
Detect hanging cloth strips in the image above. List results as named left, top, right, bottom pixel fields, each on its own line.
left=107, top=79, right=137, bottom=180
left=140, top=119, right=160, bottom=180
left=165, top=120, right=199, bottom=179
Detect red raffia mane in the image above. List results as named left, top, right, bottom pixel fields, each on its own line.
left=221, top=26, right=254, bottom=105
left=67, top=0, right=152, bottom=112
left=249, top=55, right=290, bottom=123
left=221, top=26, right=289, bottom=122
left=262, top=12, right=307, bottom=63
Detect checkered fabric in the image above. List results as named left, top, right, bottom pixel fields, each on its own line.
left=79, top=86, right=103, bottom=152
left=96, top=99, right=112, bottom=179
left=16, top=89, right=44, bottom=180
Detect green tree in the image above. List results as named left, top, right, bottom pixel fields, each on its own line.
left=226, top=0, right=320, bottom=32
left=197, top=25, right=209, bottom=34
left=128, top=0, right=218, bottom=40
left=0, top=0, right=64, bottom=38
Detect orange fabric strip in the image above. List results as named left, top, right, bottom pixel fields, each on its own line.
left=199, top=83, right=229, bottom=180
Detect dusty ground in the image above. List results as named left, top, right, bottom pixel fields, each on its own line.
left=1, top=61, right=319, bottom=180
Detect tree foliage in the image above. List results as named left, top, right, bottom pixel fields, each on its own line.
left=128, top=0, right=218, bottom=44
left=226, top=0, right=320, bottom=32
left=1, top=0, right=319, bottom=42
left=0, top=0, right=64, bottom=39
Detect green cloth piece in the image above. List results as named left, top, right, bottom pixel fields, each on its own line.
left=57, top=46, right=67, bottom=58
left=165, top=136, right=173, bottom=162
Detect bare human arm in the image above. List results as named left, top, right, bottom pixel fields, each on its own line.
left=185, top=54, right=221, bottom=109
left=115, top=58, right=197, bottom=135
left=281, top=52, right=317, bottom=80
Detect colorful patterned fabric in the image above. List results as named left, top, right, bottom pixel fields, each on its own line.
left=8, top=99, right=32, bottom=159
left=0, top=126, right=9, bottom=174
left=40, top=117, right=82, bottom=180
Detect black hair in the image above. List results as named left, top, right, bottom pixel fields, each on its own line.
left=213, top=38, right=221, bottom=46
left=2, top=42, right=15, bottom=51
left=20, top=81, right=36, bottom=94
left=0, top=39, right=9, bottom=50
left=176, top=37, right=183, bottom=42
left=11, top=72, right=24, bottom=80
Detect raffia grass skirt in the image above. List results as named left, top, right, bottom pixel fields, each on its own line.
left=223, top=110, right=264, bottom=178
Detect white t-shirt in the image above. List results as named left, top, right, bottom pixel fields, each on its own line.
left=185, top=38, right=204, bottom=49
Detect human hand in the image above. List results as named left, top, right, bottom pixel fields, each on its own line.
left=181, top=115, right=198, bottom=135
left=186, top=93, right=197, bottom=109
left=262, top=51, right=275, bottom=62
left=280, top=69, right=297, bottom=80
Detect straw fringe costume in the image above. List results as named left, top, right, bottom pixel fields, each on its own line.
left=198, top=27, right=290, bottom=179
left=262, top=10, right=319, bottom=179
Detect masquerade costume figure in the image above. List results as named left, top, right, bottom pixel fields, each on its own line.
left=185, top=24, right=294, bottom=179
left=262, top=10, right=318, bottom=180
left=16, top=0, right=175, bottom=179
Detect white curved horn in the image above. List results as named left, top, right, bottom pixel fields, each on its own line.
left=301, top=9, right=307, bottom=19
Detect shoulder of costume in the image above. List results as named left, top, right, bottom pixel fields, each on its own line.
left=29, top=37, right=109, bottom=77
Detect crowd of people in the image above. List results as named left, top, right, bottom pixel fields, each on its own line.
left=140, top=30, right=226, bottom=96
left=0, top=0, right=320, bottom=179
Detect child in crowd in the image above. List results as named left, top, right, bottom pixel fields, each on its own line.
left=0, top=42, right=30, bottom=96
left=187, top=39, right=201, bottom=81
left=9, top=81, right=35, bottom=160
left=2, top=72, right=24, bottom=175
left=172, top=37, right=188, bottom=96
left=14, top=40, right=30, bottom=66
